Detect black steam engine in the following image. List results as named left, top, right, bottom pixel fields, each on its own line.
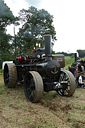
left=4, top=34, right=76, bottom=102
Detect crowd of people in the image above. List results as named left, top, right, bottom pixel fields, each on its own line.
left=68, top=60, right=85, bottom=88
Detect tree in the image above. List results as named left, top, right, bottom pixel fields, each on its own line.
left=17, top=6, right=57, bottom=55
left=77, top=49, right=85, bottom=58
left=0, top=0, right=15, bottom=68
left=0, top=0, right=14, bottom=28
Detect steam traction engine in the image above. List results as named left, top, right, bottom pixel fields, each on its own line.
left=4, top=34, right=76, bottom=102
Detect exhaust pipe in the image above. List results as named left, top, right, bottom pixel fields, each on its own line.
left=74, top=53, right=77, bottom=62
left=43, top=33, right=52, bottom=58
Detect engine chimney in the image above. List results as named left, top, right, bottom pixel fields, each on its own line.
left=43, top=33, right=52, bottom=58
left=74, top=53, right=77, bottom=62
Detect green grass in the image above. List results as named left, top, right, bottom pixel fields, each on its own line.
left=35, top=122, right=58, bottom=128
left=65, top=56, right=75, bottom=69
left=0, top=69, right=3, bottom=76
left=0, top=82, right=6, bottom=94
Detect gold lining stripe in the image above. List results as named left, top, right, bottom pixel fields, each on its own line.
left=43, top=34, right=51, bottom=36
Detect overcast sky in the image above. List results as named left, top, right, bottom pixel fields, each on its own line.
left=4, top=0, right=85, bottom=53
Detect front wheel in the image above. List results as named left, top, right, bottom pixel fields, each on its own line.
left=57, top=70, right=76, bottom=96
left=24, top=71, right=44, bottom=103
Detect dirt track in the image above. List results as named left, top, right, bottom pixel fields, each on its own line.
left=0, top=76, right=85, bottom=128
left=0, top=76, right=3, bottom=81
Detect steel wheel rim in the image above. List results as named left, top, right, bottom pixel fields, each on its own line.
left=57, top=71, right=73, bottom=96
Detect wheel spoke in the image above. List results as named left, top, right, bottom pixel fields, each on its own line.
left=5, top=77, right=9, bottom=82
left=29, top=93, right=33, bottom=101
left=30, top=82, right=35, bottom=90
left=27, top=87, right=31, bottom=92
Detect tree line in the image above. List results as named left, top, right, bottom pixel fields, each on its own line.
left=56, top=50, right=85, bottom=58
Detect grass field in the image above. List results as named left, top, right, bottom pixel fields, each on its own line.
left=0, top=77, right=85, bottom=128
left=0, top=69, right=3, bottom=76
left=65, top=56, right=75, bottom=69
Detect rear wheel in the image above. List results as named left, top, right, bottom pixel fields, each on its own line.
left=4, top=63, right=17, bottom=88
left=57, top=70, right=76, bottom=96
left=24, top=71, right=44, bottom=102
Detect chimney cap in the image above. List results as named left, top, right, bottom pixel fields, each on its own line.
left=43, top=32, right=52, bottom=36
